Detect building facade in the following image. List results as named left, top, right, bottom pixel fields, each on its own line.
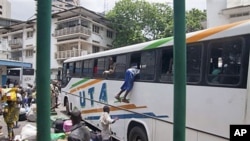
left=0, top=7, right=115, bottom=79
left=207, top=0, right=250, bottom=28
left=0, top=0, right=11, bottom=18
left=50, top=0, right=80, bottom=13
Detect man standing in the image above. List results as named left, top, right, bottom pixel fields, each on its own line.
left=26, top=83, right=33, bottom=107
left=99, top=105, right=118, bottom=141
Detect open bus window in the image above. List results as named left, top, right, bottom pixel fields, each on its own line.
left=160, top=48, right=173, bottom=82
left=207, top=38, right=243, bottom=85
left=108, top=55, right=126, bottom=80
left=130, top=52, right=141, bottom=80
left=187, top=44, right=202, bottom=83
left=139, top=50, right=156, bottom=81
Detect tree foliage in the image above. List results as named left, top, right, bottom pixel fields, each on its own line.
left=186, top=8, right=206, bottom=33
left=106, top=0, right=206, bottom=48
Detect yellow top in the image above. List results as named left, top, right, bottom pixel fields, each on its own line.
left=1, top=88, right=18, bottom=102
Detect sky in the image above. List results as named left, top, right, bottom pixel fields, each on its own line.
left=9, top=0, right=206, bottom=21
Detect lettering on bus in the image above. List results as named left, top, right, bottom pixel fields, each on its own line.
left=79, top=91, right=85, bottom=107
left=23, top=77, right=32, bottom=82
left=79, top=83, right=108, bottom=107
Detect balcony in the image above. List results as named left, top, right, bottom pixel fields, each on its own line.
left=8, top=39, right=23, bottom=48
left=55, top=49, right=87, bottom=60
left=54, top=25, right=91, bottom=38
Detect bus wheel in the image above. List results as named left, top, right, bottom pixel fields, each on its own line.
left=128, top=126, right=148, bottom=141
left=65, top=99, right=70, bottom=115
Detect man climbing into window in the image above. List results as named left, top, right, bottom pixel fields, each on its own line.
left=115, top=64, right=140, bottom=103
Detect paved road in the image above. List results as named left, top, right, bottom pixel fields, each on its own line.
left=0, top=104, right=68, bottom=140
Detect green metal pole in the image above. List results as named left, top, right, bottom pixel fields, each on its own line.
left=36, top=0, right=51, bottom=141
left=173, top=0, right=186, bottom=141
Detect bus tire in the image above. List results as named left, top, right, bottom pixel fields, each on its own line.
left=65, top=99, right=70, bottom=115
left=128, top=126, right=148, bottom=141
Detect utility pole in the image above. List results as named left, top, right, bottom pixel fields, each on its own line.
left=104, top=0, right=108, bottom=14
left=36, top=0, right=51, bottom=140
left=173, top=0, right=186, bottom=141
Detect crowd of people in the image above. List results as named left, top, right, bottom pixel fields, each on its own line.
left=0, top=80, right=61, bottom=141
left=0, top=79, right=119, bottom=141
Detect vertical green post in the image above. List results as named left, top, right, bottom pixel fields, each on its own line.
left=173, top=0, right=186, bottom=141
left=36, top=0, right=51, bottom=141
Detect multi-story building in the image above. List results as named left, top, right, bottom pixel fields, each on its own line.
left=0, top=7, right=115, bottom=79
left=0, top=17, right=22, bottom=59
left=45, top=0, right=80, bottom=13
left=0, top=0, right=11, bottom=18
left=207, top=0, right=250, bottom=28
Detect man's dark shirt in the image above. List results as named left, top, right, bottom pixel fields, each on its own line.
left=68, top=122, right=90, bottom=141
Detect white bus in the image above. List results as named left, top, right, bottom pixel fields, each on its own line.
left=7, top=68, right=35, bottom=87
left=60, top=19, right=250, bottom=141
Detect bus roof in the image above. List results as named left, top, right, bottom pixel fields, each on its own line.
left=65, top=19, right=250, bottom=63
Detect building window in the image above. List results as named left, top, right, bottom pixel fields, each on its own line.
left=27, top=31, right=33, bottom=38
left=0, top=11, right=2, bottom=15
left=65, top=4, right=73, bottom=8
left=26, top=49, right=33, bottom=57
left=92, top=25, right=100, bottom=34
left=0, top=5, right=2, bottom=9
left=93, top=46, right=100, bottom=53
left=107, top=30, right=113, bottom=39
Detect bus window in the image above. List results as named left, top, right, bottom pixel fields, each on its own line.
left=207, top=38, right=243, bottom=85
left=94, top=58, right=105, bottom=78
left=140, top=50, right=156, bottom=81
left=23, top=68, right=35, bottom=75
left=160, top=48, right=173, bottom=82
left=73, top=61, right=82, bottom=77
left=93, top=59, right=98, bottom=75
left=130, top=52, right=141, bottom=79
left=69, top=62, right=74, bottom=76
left=82, top=59, right=94, bottom=77
left=61, top=63, right=68, bottom=87
left=108, top=55, right=127, bottom=79
left=104, top=56, right=116, bottom=73
left=187, top=44, right=202, bottom=83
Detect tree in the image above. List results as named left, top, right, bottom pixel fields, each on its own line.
left=186, top=8, right=206, bottom=33
left=106, top=0, right=206, bottom=48
left=106, top=0, right=173, bottom=48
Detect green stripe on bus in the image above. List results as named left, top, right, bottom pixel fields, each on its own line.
left=70, top=78, right=90, bottom=88
left=143, top=37, right=173, bottom=50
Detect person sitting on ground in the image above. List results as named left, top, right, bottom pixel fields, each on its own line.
left=115, top=64, right=140, bottom=103
left=68, top=108, right=90, bottom=141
